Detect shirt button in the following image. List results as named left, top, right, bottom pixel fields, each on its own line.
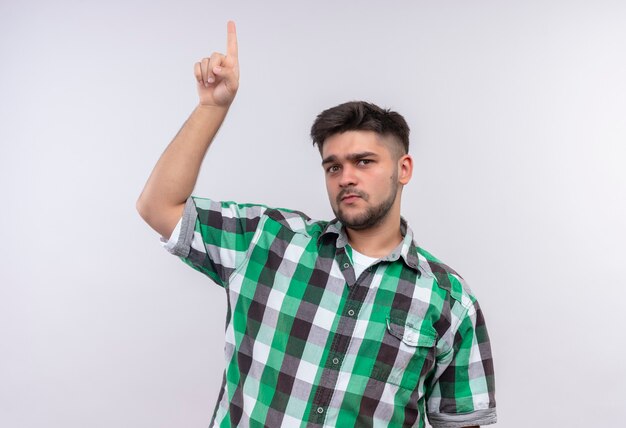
left=332, top=357, right=340, bottom=364
left=348, top=309, right=355, bottom=316
left=317, top=406, right=324, bottom=414
left=343, top=262, right=350, bottom=268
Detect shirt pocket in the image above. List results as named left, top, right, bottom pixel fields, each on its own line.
left=371, top=316, right=437, bottom=390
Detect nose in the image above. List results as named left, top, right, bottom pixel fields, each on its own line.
left=338, top=164, right=358, bottom=188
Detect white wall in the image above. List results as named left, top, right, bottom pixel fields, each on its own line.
left=1, top=1, right=625, bottom=426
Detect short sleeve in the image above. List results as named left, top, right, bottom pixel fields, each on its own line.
left=164, top=196, right=268, bottom=288
left=426, top=299, right=497, bottom=428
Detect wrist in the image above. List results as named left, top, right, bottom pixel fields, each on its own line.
left=195, top=103, right=230, bottom=115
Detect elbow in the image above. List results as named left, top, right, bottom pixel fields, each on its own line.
left=135, top=196, right=185, bottom=240
left=135, top=195, right=153, bottom=223
left=136, top=197, right=162, bottom=235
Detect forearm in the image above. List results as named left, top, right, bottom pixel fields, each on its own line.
left=136, top=104, right=228, bottom=233
left=139, top=104, right=226, bottom=204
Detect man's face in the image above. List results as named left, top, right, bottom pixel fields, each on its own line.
left=321, top=130, right=410, bottom=230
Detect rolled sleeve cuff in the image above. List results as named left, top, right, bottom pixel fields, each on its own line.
left=159, top=197, right=197, bottom=258
left=428, top=408, right=497, bottom=428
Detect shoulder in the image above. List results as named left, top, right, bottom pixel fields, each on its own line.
left=190, top=196, right=328, bottom=238
left=264, top=207, right=328, bottom=238
left=415, top=246, right=476, bottom=308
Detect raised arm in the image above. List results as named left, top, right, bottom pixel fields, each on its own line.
left=136, top=21, right=239, bottom=239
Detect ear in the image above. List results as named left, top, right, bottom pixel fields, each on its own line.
left=398, top=154, right=413, bottom=185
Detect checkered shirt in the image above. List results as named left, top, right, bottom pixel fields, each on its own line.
left=164, top=196, right=497, bottom=428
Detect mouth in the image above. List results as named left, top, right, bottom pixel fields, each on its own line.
left=338, top=190, right=365, bottom=205
left=341, top=194, right=361, bottom=202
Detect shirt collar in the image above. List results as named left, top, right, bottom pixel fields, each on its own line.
left=319, top=217, right=422, bottom=274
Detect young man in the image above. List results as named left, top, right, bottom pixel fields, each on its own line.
left=137, top=21, right=496, bottom=428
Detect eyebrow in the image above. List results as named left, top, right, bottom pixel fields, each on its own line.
left=321, top=151, right=378, bottom=166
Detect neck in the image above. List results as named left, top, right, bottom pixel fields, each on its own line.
left=345, top=208, right=403, bottom=258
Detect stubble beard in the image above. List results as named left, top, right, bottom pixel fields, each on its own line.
left=334, top=174, right=399, bottom=231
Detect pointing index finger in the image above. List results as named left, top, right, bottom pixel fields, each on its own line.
left=226, top=20, right=238, bottom=60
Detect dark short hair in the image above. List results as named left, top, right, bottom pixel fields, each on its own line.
left=310, top=101, right=410, bottom=156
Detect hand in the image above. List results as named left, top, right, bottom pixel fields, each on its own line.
left=194, top=21, right=239, bottom=107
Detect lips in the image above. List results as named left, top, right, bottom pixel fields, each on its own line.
left=338, top=189, right=366, bottom=204
left=341, top=194, right=361, bottom=202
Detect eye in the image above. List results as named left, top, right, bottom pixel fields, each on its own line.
left=326, top=165, right=340, bottom=173
left=357, top=159, right=373, bottom=166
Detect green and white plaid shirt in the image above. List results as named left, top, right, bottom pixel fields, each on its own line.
left=163, top=196, right=497, bottom=428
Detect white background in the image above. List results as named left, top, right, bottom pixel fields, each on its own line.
left=2, top=1, right=625, bottom=427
